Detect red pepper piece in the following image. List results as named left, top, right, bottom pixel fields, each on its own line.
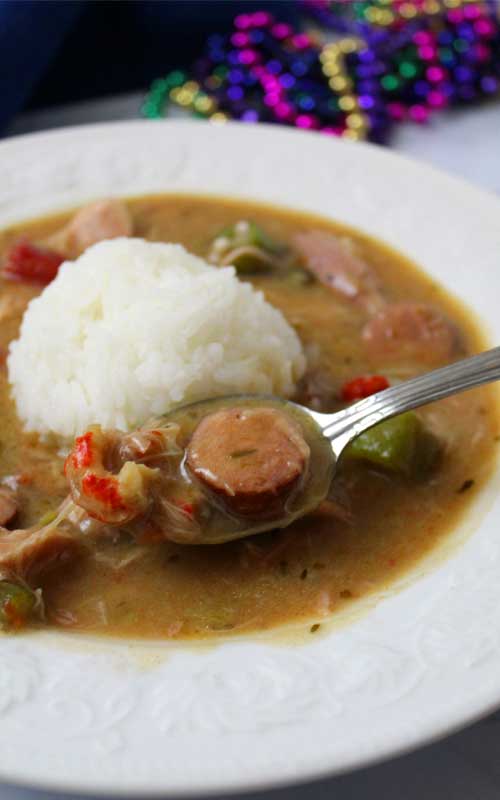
left=3, top=239, right=65, bottom=285
left=178, top=502, right=194, bottom=518
left=341, top=374, right=389, bottom=402
left=172, top=500, right=195, bottom=518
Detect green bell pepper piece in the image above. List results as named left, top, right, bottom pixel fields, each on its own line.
left=344, top=411, right=440, bottom=478
left=0, top=581, right=37, bottom=629
left=214, top=221, right=281, bottom=274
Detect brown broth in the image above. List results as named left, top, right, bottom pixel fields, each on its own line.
left=0, top=195, right=498, bottom=639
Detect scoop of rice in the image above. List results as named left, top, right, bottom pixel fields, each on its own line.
left=8, top=238, right=306, bottom=439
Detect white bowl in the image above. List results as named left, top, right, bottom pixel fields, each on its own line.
left=1, top=120, right=500, bottom=796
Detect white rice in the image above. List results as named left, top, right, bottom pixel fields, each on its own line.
left=8, top=238, right=306, bottom=439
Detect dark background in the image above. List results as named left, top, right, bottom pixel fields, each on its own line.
left=0, top=0, right=299, bottom=132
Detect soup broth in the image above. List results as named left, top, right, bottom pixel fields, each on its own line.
left=0, top=195, right=497, bottom=638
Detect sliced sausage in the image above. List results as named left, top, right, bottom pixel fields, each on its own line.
left=46, top=199, right=132, bottom=258
left=0, top=487, right=18, bottom=527
left=186, top=407, right=310, bottom=518
left=293, top=230, right=385, bottom=314
left=362, top=302, right=461, bottom=365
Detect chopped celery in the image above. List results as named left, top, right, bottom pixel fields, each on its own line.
left=344, top=412, right=440, bottom=478
left=218, top=220, right=279, bottom=252
left=0, top=581, right=37, bottom=629
left=38, top=508, right=58, bottom=527
left=209, top=220, right=282, bottom=274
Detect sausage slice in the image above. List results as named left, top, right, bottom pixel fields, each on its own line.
left=362, top=302, right=460, bottom=365
left=186, top=407, right=310, bottom=518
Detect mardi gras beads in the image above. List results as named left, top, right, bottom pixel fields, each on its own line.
left=142, top=1, right=500, bottom=143
left=144, top=10, right=376, bottom=139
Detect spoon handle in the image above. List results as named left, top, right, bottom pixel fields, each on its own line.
left=320, top=346, right=500, bottom=458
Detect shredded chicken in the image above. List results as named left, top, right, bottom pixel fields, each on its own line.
left=0, top=518, right=79, bottom=584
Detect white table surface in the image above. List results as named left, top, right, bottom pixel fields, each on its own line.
left=2, top=93, right=500, bottom=800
